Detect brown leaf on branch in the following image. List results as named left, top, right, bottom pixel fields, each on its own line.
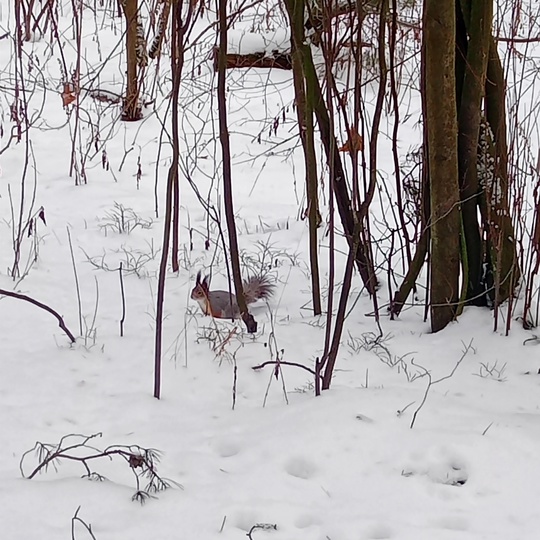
left=339, top=128, right=364, bottom=154
left=61, top=83, right=77, bottom=107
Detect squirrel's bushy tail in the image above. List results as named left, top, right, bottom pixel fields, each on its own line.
left=243, top=275, right=275, bottom=304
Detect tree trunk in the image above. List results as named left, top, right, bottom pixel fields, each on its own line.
left=153, top=0, right=182, bottom=399
left=284, top=0, right=322, bottom=316
left=301, top=45, right=376, bottom=294
left=321, top=228, right=359, bottom=390
left=121, top=0, right=142, bottom=121
left=483, top=36, right=520, bottom=306
left=171, top=2, right=184, bottom=273
left=392, top=22, right=431, bottom=316
left=217, top=0, right=257, bottom=333
left=424, top=0, right=461, bottom=332
left=456, top=0, right=492, bottom=304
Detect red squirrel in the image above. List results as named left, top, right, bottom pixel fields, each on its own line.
left=190, top=271, right=275, bottom=319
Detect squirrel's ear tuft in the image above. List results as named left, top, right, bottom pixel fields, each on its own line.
left=196, top=270, right=202, bottom=284
left=203, top=274, right=210, bottom=288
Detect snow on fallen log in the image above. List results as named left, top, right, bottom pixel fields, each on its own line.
left=212, top=29, right=292, bottom=70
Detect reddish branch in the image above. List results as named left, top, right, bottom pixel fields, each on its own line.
left=496, top=35, right=540, bottom=43
left=0, top=288, right=76, bottom=343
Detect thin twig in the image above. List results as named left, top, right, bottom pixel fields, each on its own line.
left=71, top=506, right=98, bottom=540
left=482, top=422, right=494, bottom=436
left=67, top=226, right=83, bottom=336
left=119, top=262, right=126, bottom=337
left=410, top=339, right=473, bottom=429
left=232, top=360, right=237, bottom=410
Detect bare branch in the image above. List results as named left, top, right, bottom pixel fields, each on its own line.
left=0, top=288, right=76, bottom=343
left=410, top=340, right=474, bottom=429
left=252, top=360, right=320, bottom=378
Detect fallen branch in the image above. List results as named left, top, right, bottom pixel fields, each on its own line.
left=212, top=47, right=292, bottom=70
left=0, top=288, right=76, bottom=343
left=252, top=360, right=320, bottom=378
left=247, top=523, right=278, bottom=540
left=20, top=433, right=181, bottom=503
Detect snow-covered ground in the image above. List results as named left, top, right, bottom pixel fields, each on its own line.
left=1, top=2, right=540, bottom=539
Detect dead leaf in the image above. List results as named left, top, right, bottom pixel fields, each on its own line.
left=61, top=83, right=77, bottom=107
left=339, top=128, right=364, bottom=154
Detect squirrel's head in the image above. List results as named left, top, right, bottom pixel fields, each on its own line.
left=191, top=271, right=210, bottom=300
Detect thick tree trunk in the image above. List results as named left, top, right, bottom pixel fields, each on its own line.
left=424, top=0, right=461, bottom=332
left=121, top=0, right=142, bottom=121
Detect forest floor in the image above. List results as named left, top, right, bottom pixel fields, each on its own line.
left=1, top=2, right=540, bottom=539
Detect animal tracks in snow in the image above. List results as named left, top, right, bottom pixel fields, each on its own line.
left=213, top=437, right=242, bottom=458
left=283, top=455, right=318, bottom=480
left=361, top=522, right=395, bottom=539
left=402, top=444, right=469, bottom=486
left=293, top=512, right=321, bottom=529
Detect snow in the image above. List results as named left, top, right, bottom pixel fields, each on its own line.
left=228, top=29, right=290, bottom=55
left=1, top=1, right=540, bottom=539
